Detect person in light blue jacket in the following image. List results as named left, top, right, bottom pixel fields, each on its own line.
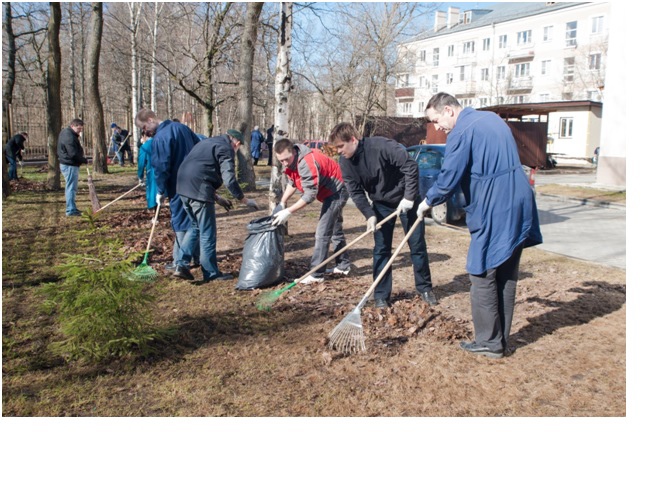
left=420, top=92, right=542, bottom=359
left=137, top=136, right=157, bottom=210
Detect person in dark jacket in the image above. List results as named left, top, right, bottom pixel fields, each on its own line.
left=111, top=123, right=133, bottom=166
left=5, top=131, right=28, bottom=180
left=57, top=119, right=87, bottom=216
left=174, top=129, right=259, bottom=282
left=421, top=92, right=543, bottom=359
left=250, top=126, right=264, bottom=166
left=328, top=122, right=437, bottom=309
left=135, top=108, right=201, bottom=272
left=265, top=125, right=275, bottom=166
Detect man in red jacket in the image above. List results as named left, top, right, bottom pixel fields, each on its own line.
left=272, top=138, right=351, bottom=284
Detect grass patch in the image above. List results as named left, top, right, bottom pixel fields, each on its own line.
left=537, top=184, right=626, bottom=204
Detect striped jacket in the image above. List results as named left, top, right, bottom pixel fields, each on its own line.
left=284, top=143, right=344, bottom=204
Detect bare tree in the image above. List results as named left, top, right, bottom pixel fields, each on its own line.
left=127, top=2, right=143, bottom=142
left=86, top=2, right=108, bottom=174
left=237, top=2, right=264, bottom=190
left=3, top=3, right=17, bottom=197
left=269, top=1, right=292, bottom=210
left=45, top=2, right=62, bottom=191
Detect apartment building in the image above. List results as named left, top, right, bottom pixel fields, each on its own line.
left=395, top=2, right=610, bottom=158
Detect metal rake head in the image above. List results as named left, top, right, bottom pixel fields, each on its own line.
left=328, top=308, right=366, bottom=354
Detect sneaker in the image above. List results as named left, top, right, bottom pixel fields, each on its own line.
left=298, top=275, right=324, bottom=285
left=207, top=273, right=234, bottom=282
left=326, top=266, right=351, bottom=276
left=374, top=298, right=390, bottom=309
left=164, top=263, right=177, bottom=273
left=420, top=290, right=438, bottom=306
left=67, top=210, right=82, bottom=217
left=459, top=341, right=503, bottom=359
left=172, top=265, right=195, bottom=281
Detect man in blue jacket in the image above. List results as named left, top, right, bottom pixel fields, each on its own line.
left=329, top=122, right=436, bottom=309
left=135, top=109, right=201, bottom=273
left=420, top=92, right=543, bottom=359
left=174, top=129, right=259, bottom=282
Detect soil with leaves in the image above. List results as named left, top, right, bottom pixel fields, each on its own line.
left=2, top=170, right=625, bottom=416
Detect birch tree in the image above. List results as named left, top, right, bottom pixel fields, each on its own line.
left=128, top=2, right=143, bottom=142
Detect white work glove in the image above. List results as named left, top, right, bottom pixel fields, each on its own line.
left=367, top=216, right=377, bottom=232
left=417, top=199, right=431, bottom=219
left=245, top=198, right=259, bottom=210
left=397, top=198, right=414, bottom=214
left=155, top=193, right=164, bottom=206
left=272, top=208, right=292, bottom=226
left=139, top=178, right=145, bottom=187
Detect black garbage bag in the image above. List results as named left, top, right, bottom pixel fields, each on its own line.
left=236, top=215, right=285, bottom=290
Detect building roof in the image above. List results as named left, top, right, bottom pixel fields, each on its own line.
left=479, top=100, right=602, bottom=119
left=409, top=2, right=587, bottom=43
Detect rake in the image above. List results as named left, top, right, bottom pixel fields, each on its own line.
left=128, top=201, right=162, bottom=282
left=256, top=209, right=402, bottom=311
left=94, top=181, right=143, bottom=214
left=328, top=216, right=423, bottom=354
left=86, top=167, right=102, bottom=212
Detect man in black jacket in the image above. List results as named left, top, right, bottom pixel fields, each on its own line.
left=5, top=131, right=28, bottom=180
left=173, top=129, right=259, bottom=282
left=111, top=123, right=133, bottom=166
left=328, top=122, right=436, bottom=308
left=57, top=119, right=87, bottom=216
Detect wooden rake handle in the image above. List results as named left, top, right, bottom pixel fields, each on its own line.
left=94, top=182, right=143, bottom=214
left=358, top=215, right=424, bottom=307
left=144, top=200, right=162, bottom=255
left=294, top=208, right=402, bottom=284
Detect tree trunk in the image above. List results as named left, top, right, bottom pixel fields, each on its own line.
left=237, top=2, right=264, bottom=190
left=150, top=2, right=161, bottom=111
left=67, top=3, right=76, bottom=118
left=3, top=3, right=16, bottom=198
left=86, top=2, right=108, bottom=174
left=128, top=2, right=143, bottom=144
left=269, top=2, right=292, bottom=211
left=46, top=2, right=62, bottom=191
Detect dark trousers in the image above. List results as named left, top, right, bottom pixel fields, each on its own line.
left=469, top=244, right=524, bottom=352
left=372, top=201, right=432, bottom=302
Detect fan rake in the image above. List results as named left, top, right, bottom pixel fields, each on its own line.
left=128, top=201, right=161, bottom=282
left=328, top=216, right=423, bottom=354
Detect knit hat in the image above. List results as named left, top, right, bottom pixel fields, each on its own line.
left=227, top=129, right=244, bottom=144
left=111, top=123, right=118, bottom=129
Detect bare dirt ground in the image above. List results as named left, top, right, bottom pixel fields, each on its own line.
left=2, top=171, right=626, bottom=416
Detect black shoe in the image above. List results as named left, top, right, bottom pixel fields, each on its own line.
left=420, top=290, right=438, bottom=306
left=67, top=210, right=82, bottom=217
left=374, top=298, right=390, bottom=309
left=207, top=273, right=234, bottom=282
left=172, top=266, right=195, bottom=281
left=459, top=341, right=503, bottom=359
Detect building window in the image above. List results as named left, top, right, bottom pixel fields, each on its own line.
left=419, top=76, right=426, bottom=88
left=463, top=41, right=475, bottom=54
left=431, top=74, right=439, bottom=93
left=559, top=117, right=573, bottom=138
left=496, top=65, right=506, bottom=80
left=515, top=63, right=530, bottom=77
left=446, top=73, right=453, bottom=84
left=563, top=57, right=575, bottom=81
left=539, top=93, right=550, bottom=102
left=447, top=45, right=454, bottom=57
left=589, top=53, right=601, bottom=70
left=401, top=102, right=411, bottom=114
left=543, top=25, right=553, bottom=42
left=461, top=11, right=472, bottom=24
left=591, top=16, right=604, bottom=34
left=457, top=65, right=467, bottom=81
left=565, top=21, right=577, bottom=47
left=481, top=68, right=490, bottom=81
left=419, top=49, right=426, bottom=62
left=513, top=95, right=527, bottom=104
left=541, top=60, right=551, bottom=75
left=418, top=101, right=425, bottom=113
left=480, top=97, right=489, bottom=107
left=497, top=96, right=505, bottom=105
left=433, top=48, right=439, bottom=66
left=398, top=74, right=409, bottom=87
left=482, top=38, right=490, bottom=51
left=517, top=30, right=532, bottom=45
left=587, top=90, right=600, bottom=101
left=498, top=34, right=507, bottom=49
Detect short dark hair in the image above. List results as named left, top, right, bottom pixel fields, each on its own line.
left=328, top=122, right=360, bottom=144
left=70, top=118, right=84, bottom=127
left=426, top=93, right=461, bottom=112
left=273, top=138, right=293, bottom=154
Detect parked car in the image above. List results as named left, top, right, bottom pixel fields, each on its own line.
left=406, top=144, right=466, bottom=225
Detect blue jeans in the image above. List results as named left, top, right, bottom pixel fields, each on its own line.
left=8, top=156, right=18, bottom=180
left=372, top=201, right=432, bottom=301
left=59, top=164, right=80, bottom=215
left=178, top=197, right=219, bottom=280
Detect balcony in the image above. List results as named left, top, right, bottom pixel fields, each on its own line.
left=452, top=81, right=477, bottom=98
left=509, top=77, right=533, bottom=92
left=395, top=87, right=415, bottom=99
left=507, top=48, right=535, bottom=63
